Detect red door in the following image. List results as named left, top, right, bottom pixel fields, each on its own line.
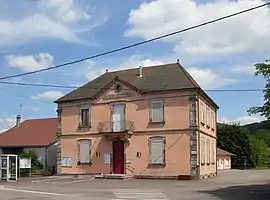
left=112, top=140, right=125, bottom=174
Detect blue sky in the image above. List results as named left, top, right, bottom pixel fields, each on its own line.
left=0, top=0, right=269, bottom=131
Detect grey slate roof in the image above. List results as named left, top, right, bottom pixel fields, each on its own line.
left=55, top=62, right=218, bottom=108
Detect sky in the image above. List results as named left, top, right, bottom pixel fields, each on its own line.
left=0, top=0, right=269, bottom=131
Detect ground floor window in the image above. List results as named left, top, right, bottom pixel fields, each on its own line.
left=149, top=137, right=166, bottom=165
left=78, top=139, right=92, bottom=164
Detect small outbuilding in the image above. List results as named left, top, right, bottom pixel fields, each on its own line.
left=217, top=148, right=233, bottom=170
left=0, top=116, right=57, bottom=174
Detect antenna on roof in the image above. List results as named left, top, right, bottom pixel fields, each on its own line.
left=19, top=104, right=22, bottom=116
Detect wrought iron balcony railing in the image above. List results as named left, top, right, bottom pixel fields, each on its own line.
left=97, top=120, right=134, bottom=133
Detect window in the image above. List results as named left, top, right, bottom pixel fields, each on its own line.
left=149, top=137, right=165, bottom=165
left=206, top=139, right=210, bottom=164
left=211, top=141, right=215, bottom=164
left=225, top=159, right=229, bottom=167
left=200, top=137, right=205, bottom=165
left=190, top=102, right=196, bottom=126
left=80, top=108, right=90, bottom=127
left=211, top=111, right=215, bottom=129
left=61, top=157, right=72, bottom=167
left=150, top=100, right=164, bottom=123
left=78, top=139, right=92, bottom=164
left=206, top=107, right=210, bottom=126
left=200, top=102, right=205, bottom=124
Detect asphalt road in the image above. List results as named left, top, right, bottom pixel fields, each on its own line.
left=0, top=170, right=269, bottom=200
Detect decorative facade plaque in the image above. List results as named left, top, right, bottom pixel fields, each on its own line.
left=102, top=92, right=131, bottom=100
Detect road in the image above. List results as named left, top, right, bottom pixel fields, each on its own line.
left=0, top=170, right=269, bottom=200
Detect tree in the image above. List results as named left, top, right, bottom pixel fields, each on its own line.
left=249, top=136, right=270, bottom=167
left=248, top=59, right=270, bottom=118
left=253, top=129, right=270, bottom=147
left=217, top=123, right=254, bottom=168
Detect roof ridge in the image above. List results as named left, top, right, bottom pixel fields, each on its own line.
left=24, top=117, right=57, bottom=121
left=106, top=62, right=177, bottom=74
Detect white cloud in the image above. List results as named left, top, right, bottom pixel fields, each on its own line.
left=83, top=55, right=166, bottom=81
left=187, top=67, right=236, bottom=89
left=39, top=0, right=91, bottom=23
left=0, top=116, right=16, bottom=133
left=0, top=0, right=106, bottom=46
left=218, top=115, right=266, bottom=125
left=5, top=53, right=53, bottom=72
left=31, top=91, right=64, bottom=101
left=126, top=0, right=270, bottom=58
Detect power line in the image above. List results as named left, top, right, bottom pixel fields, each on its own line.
left=0, top=80, right=264, bottom=92
left=0, top=2, right=269, bottom=80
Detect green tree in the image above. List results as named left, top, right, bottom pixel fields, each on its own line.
left=20, top=150, right=43, bottom=170
left=253, top=129, right=270, bottom=147
left=248, top=59, right=270, bottom=118
left=249, top=135, right=270, bottom=167
left=217, top=123, right=254, bottom=168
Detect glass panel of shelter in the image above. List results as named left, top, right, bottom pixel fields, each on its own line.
left=1, top=154, right=18, bottom=182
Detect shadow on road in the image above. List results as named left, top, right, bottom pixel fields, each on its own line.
left=200, top=183, right=270, bottom=200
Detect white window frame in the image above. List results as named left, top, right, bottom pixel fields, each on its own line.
left=150, top=100, right=164, bottom=123
left=149, top=137, right=166, bottom=165
left=78, top=139, right=92, bottom=164
left=200, top=102, right=205, bottom=124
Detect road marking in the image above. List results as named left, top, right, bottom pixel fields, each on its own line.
left=0, top=187, right=69, bottom=196
left=111, top=189, right=170, bottom=199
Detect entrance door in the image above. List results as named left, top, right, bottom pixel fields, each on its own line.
left=112, top=140, right=125, bottom=174
left=112, top=104, right=125, bottom=132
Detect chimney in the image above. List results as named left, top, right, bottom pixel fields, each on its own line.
left=139, top=66, right=143, bottom=78
left=16, top=115, right=21, bottom=127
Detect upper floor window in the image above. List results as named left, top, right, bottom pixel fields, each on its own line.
left=206, top=107, right=210, bottom=127
left=80, top=107, right=90, bottom=127
left=150, top=100, right=164, bottom=123
left=190, top=101, right=196, bottom=126
left=78, top=139, right=92, bottom=164
left=211, top=111, right=215, bottom=129
left=149, top=137, right=166, bottom=165
left=200, top=102, right=205, bottom=124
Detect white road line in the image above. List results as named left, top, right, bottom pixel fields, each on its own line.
left=111, top=189, right=170, bottom=200
left=0, top=187, right=69, bottom=196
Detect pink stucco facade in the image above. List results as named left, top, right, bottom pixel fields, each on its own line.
left=57, top=80, right=218, bottom=180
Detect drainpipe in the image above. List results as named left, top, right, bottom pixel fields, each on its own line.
left=44, top=147, right=48, bottom=173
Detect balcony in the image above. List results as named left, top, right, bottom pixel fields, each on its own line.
left=97, top=120, right=134, bottom=133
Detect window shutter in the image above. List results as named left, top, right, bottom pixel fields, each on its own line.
left=206, top=139, right=210, bottom=163
left=201, top=138, right=205, bottom=164
left=149, top=138, right=164, bottom=164
left=78, top=140, right=91, bottom=163
left=201, top=102, right=204, bottom=123
left=151, top=101, right=164, bottom=122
